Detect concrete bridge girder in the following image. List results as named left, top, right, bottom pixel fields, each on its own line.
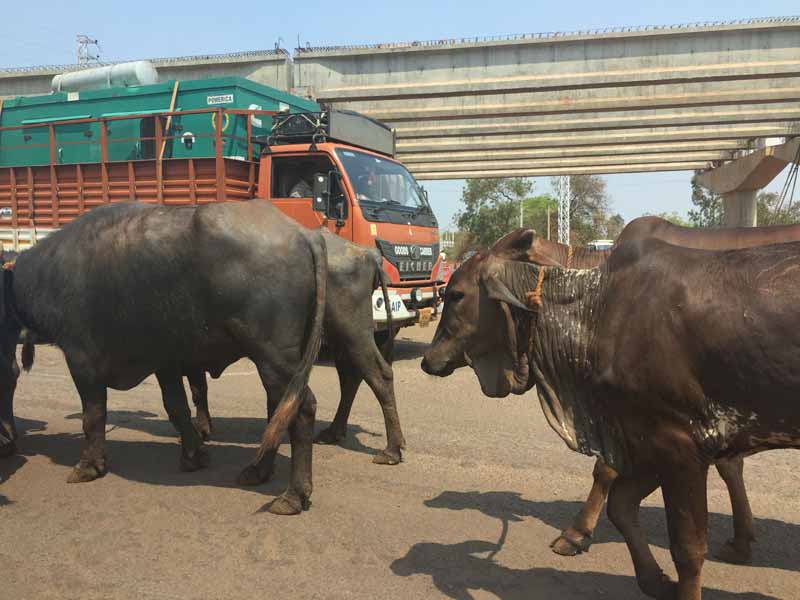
left=413, top=161, right=711, bottom=180
left=391, top=104, right=800, bottom=139
left=396, top=122, right=800, bottom=153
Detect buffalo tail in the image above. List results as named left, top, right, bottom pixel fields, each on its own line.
left=254, top=232, right=327, bottom=463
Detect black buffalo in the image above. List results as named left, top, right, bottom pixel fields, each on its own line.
left=423, top=233, right=800, bottom=599
left=186, top=228, right=405, bottom=476
left=1, top=200, right=327, bottom=514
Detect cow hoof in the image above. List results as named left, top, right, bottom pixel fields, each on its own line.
left=267, top=493, right=309, bottom=515
left=639, top=571, right=675, bottom=600
left=373, top=448, right=402, bottom=465
left=67, top=461, right=106, bottom=483
left=180, top=448, right=210, bottom=472
left=314, top=427, right=345, bottom=445
left=550, top=528, right=592, bottom=556
left=192, top=418, right=213, bottom=442
left=237, top=464, right=274, bottom=486
left=714, top=538, right=753, bottom=565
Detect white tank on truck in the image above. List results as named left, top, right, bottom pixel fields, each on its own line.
left=51, top=61, right=159, bottom=92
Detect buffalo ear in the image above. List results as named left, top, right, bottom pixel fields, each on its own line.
left=481, top=269, right=533, bottom=312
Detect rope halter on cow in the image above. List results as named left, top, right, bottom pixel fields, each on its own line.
left=525, top=266, right=546, bottom=309
left=566, top=245, right=574, bottom=270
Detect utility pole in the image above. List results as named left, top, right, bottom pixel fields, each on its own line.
left=546, top=205, right=551, bottom=240
left=76, top=35, right=100, bottom=65
left=556, top=175, right=571, bottom=245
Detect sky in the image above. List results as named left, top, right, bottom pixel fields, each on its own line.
left=3, top=0, right=796, bottom=228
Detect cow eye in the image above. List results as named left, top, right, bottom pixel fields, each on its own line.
left=447, top=290, right=464, bottom=302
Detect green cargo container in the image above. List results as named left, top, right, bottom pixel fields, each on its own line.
left=0, top=77, right=320, bottom=167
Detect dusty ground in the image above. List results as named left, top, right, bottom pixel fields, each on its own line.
left=1, top=324, right=798, bottom=599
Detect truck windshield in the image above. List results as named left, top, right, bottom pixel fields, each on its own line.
left=336, top=148, right=429, bottom=211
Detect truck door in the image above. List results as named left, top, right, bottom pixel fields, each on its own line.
left=270, top=154, right=354, bottom=240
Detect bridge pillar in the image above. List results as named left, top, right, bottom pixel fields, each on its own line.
left=722, top=190, right=757, bottom=227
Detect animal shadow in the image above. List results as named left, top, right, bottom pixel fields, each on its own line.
left=424, top=490, right=800, bottom=573
left=390, top=538, right=776, bottom=600
left=65, top=410, right=385, bottom=459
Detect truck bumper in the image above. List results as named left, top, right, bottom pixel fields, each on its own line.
left=372, top=289, right=416, bottom=330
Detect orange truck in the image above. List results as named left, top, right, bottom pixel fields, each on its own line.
left=0, top=84, right=444, bottom=329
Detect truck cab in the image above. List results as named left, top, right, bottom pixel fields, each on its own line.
left=258, top=111, right=444, bottom=328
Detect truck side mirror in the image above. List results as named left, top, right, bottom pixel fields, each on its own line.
left=312, top=173, right=329, bottom=213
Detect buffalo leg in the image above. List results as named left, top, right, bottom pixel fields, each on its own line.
left=607, top=474, right=673, bottom=599
left=268, top=386, right=316, bottom=515
left=662, top=460, right=709, bottom=600
left=551, top=458, right=618, bottom=556
left=155, top=371, right=208, bottom=472
left=186, top=369, right=212, bottom=441
left=317, top=344, right=405, bottom=465
left=713, top=456, right=754, bottom=564
left=0, top=344, right=20, bottom=457
left=237, top=372, right=286, bottom=486
left=67, top=375, right=109, bottom=483
left=315, top=356, right=361, bottom=445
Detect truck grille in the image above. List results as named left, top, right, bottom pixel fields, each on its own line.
left=376, top=239, right=439, bottom=281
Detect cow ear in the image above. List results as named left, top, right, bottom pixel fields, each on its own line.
left=481, top=268, right=533, bottom=312
left=492, top=229, right=537, bottom=261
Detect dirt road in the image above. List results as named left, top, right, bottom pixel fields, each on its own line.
left=1, top=326, right=797, bottom=599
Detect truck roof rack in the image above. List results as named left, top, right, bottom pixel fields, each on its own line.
left=260, top=110, right=396, bottom=157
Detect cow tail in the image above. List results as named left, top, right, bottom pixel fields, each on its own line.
left=21, top=335, right=35, bottom=372
left=377, top=266, right=395, bottom=364
left=254, top=233, right=327, bottom=463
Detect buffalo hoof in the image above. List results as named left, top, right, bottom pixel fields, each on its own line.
left=314, top=427, right=345, bottom=445
left=237, top=463, right=274, bottom=487
left=0, top=440, right=16, bottom=458
left=550, top=528, right=593, bottom=556
left=714, top=538, right=753, bottom=565
left=179, top=447, right=210, bottom=472
left=67, top=460, right=107, bottom=483
left=373, top=448, right=402, bottom=465
left=267, top=492, right=309, bottom=516
left=192, top=417, right=213, bottom=442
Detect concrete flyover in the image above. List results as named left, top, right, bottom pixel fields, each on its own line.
left=293, top=17, right=800, bottom=180
left=0, top=50, right=293, bottom=98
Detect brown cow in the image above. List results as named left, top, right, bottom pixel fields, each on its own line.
left=422, top=233, right=800, bottom=600
left=493, top=218, right=800, bottom=563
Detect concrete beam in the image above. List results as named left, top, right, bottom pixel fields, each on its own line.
left=697, top=137, right=800, bottom=193
left=412, top=161, right=710, bottom=180
left=316, top=61, right=800, bottom=102
left=397, top=123, right=800, bottom=153
left=392, top=104, right=800, bottom=139
left=354, top=80, right=800, bottom=122
left=722, top=190, right=758, bottom=226
left=409, top=151, right=728, bottom=174
left=398, top=140, right=748, bottom=163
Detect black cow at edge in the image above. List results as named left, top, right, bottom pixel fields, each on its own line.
left=423, top=230, right=800, bottom=600
left=0, top=200, right=327, bottom=515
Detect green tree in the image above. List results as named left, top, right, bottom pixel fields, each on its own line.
left=757, top=191, right=800, bottom=226
left=687, top=172, right=723, bottom=227
left=522, top=194, right=558, bottom=239
left=455, top=178, right=534, bottom=248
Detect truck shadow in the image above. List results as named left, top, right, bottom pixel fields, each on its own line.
left=424, top=490, right=800, bottom=573
left=390, top=538, right=777, bottom=600
left=64, top=410, right=385, bottom=459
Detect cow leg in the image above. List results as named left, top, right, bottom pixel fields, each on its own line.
left=186, top=369, right=212, bottom=441
left=0, top=346, right=20, bottom=457
left=607, top=474, right=673, bottom=599
left=713, top=456, right=754, bottom=564
left=662, top=461, right=709, bottom=600
left=314, top=356, right=361, bottom=445
left=155, top=371, right=208, bottom=472
left=67, top=375, right=109, bottom=483
left=551, top=458, right=618, bottom=556
left=268, top=386, right=316, bottom=515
